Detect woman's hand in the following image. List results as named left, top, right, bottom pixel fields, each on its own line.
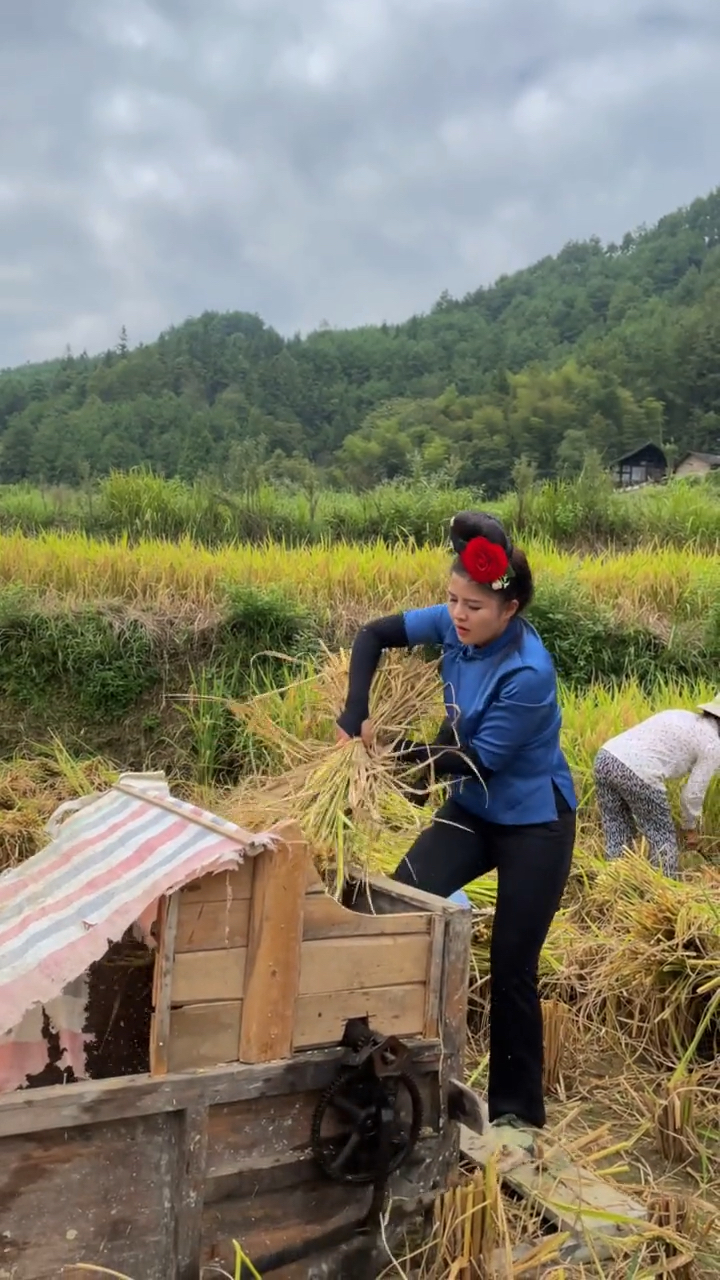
left=336, top=720, right=375, bottom=750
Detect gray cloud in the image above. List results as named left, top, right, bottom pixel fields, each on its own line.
left=2, top=0, right=720, bottom=366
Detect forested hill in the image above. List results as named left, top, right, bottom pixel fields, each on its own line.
left=3, top=188, right=720, bottom=493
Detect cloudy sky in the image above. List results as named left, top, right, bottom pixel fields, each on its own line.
left=2, top=0, right=720, bottom=368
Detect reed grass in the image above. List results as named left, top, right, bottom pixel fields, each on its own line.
left=0, top=469, right=718, bottom=549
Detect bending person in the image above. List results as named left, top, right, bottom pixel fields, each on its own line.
left=336, top=511, right=576, bottom=1133
left=593, top=694, right=720, bottom=877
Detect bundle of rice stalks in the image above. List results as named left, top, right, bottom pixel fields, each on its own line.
left=230, top=742, right=448, bottom=896
left=227, top=651, right=455, bottom=892
left=558, top=851, right=720, bottom=1070
left=230, top=648, right=445, bottom=760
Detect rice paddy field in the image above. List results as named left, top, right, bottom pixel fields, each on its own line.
left=2, top=523, right=719, bottom=1276
left=0, top=528, right=717, bottom=617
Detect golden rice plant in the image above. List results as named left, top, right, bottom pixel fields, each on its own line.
left=226, top=651, right=453, bottom=893
left=0, top=739, right=116, bottom=872
left=546, top=851, right=720, bottom=1072
left=0, top=530, right=716, bottom=619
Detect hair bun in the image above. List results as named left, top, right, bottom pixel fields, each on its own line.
left=450, top=510, right=511, bottom=555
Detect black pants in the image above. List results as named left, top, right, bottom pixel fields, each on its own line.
left=391, top=791, right=575, bottom=1129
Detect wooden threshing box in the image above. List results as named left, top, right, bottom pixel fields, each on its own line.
left=0, top=821, right=472, bottom=1280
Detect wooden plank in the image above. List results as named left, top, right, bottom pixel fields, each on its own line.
left=170, top=982, right=429, bottom=1063
left=298, top=934, right=430, bottom=996
left=460, top=1123, right=535, bottom=1162
left=303, top=892, right=431, bottom=940
left=239, top=820, right=308, bottom=1064
left=423, top=914, right=445, bottom=1039
left=0, top=1113, right=177, bottom=1280
left=200, top=1179, right=371, bottom=1278
left=436, top=898, right=473, bottom=1185
left=204, top=1136, right=438, bottom=1213
left=176, top=896, right=251, bottom=951
left=0, top=1042, right=442, bottom=1139
left=181, top=859, right=254, bottom=903
left=168, top=1002, right=242, bottom=1072
left=173, top=1104, right=209, bottom=1280
left=171, top=948, right=247, bottom=1003
left=113, top=781, right=268, bottom=849
left=459, top=1125, right=648, bottom=1255
left=294, top=983, right=426, bottom=1049
left=172, top=936, right=430, bottom=1007
left=304, top=859, right=327, bottom=894
left=204, top=1152, right=321, bottom=1204
left=207, top=1085, right=437, bottom=1182
left=357, top=872, right=459, bottom=916
left=440, top=904, right=472, bottom=1067
left=149, top=891, right=179, bottom=1076
left=205, top=1091, right=334, bottom=1178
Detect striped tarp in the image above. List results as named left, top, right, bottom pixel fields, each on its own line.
left=0, top=772, right=273, bottom=1040
left=0, top=977, right=88, bottom=1093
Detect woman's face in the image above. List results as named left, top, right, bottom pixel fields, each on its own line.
left=447, top=571, right=518, bottom=647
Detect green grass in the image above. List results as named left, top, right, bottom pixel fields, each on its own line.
left=0, top=468, right=717, bottom=548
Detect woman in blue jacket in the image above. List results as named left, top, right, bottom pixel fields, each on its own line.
left=337, top=511, right=576, bottom=1133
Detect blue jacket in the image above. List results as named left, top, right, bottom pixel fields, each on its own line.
left=403, top=606, right=576, bottom=825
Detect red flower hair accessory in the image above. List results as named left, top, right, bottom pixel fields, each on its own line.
left=459, top=536, right=512, bottom=590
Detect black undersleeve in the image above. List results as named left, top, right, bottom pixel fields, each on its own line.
left=337, top=615, right=495, bottom=785
left=336, top=614, right=408, bottom=737
left=394, top=738, right=494, bottom=784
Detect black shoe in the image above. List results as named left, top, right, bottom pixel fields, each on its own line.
left=489, top=1114, right=538, bottom=1147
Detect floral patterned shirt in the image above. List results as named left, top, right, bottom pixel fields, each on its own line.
left=602, top=710, right=720, bottom=828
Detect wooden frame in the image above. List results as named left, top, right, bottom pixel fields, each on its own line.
left=1, top=822, right=472, bottom=1280
left=153, top=822, right=472, bottom=1076
left=0, top=1045, right=444, bottom=1279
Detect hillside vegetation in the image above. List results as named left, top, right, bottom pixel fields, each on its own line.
left=2, top=190, right=720, bottom=489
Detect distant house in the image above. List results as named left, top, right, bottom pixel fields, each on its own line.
left=610, top=442, right=668, bottom=489
left=674, top=450, right=720, bottom=479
